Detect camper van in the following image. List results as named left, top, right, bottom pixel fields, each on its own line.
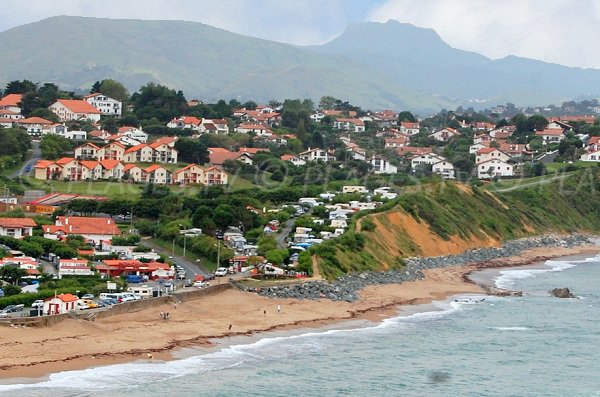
left=126, top=285, right=156, bottom=299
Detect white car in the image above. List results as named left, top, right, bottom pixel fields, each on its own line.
left=193, top=281, right=209, bottom=288
left=31, top=300, right=44, bottom=309
left=215, top=267, right=228, bottom=277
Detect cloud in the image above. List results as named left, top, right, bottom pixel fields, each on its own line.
left=369, top=0, right=600, bottom=69
left=0, top=0, right=362, bottom=45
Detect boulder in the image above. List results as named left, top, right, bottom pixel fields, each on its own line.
left=550, top=288, right=576, bottom=298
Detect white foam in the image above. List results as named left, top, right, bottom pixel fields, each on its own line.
left=490, top=326, right=532, bottom=331
left=493, top=254, right=600, bottom=289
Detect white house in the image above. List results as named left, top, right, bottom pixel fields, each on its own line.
left=432, top=160, right=456, bottom=179
left=58, top=259, right=94, bottom=278
left=48, top=99, right=102, bottom=122
left=167, top=116, right=202, bottom=130
left=475, top=148, right=511, bottom=164
left=334, top=118, right=366, bottom=133
left=342, top=185, right=368, bottom=194
left=373, top=187, right=398, bottom=200
left=535, top=128, right=565, bottom=145
left=370, top=156, right=398, bottom=174
left=118, top=126, right=148, bottom=143
left=18, top=117, right=54, bottom=135
left=399, top=121, right=420, bottom=135
left=43, top=293, right=79, bottom=315
left=0, top=94, right=23, bottom=114
left=430, top=128, right=460, bottom=142
left=310, top=112, right=325, bottom=122
left=469, top=142, right=490, bottom=154
left=300, top=148, right=330, bottom=162
left=411, top=153, right=447, bottom=170
left=0, top=218, right=36, bottom=239
left=280, top=154, right=306, bottom=166
left=235, top=123, right=272, bottom=136
left=580, top=150, right=600, bottom=162
left=84, top=93, right=122, bottom=116
left=43, top=216, right=121, bottom=246
left=477, top=159, right=514, bottom=179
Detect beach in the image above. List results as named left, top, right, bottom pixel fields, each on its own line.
left=1, top=244, right=598, bottom=381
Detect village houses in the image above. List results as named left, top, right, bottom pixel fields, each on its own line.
left=84, top=93, right=122, bottom=116
left=0, top=217, right=36, bottom=239
left=48, top=99, right=102, bottom=122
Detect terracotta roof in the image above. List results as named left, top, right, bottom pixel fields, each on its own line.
left=45, top=216, right=121, bottom=236
left=144, top=164, right=165, bottom=173
left=280, top=154, right=298, bottom=161
left=400, top=121, right=420, bottom=129
left=56, top=157, right=76, bottom=166
left=175, top=163, right=202, bottom=175
left=476, top=148, right=502, bottom=154
left=239, top=147, right=267, bottom=154
left=396, top=146, right=433, bottom=156
left=123, top=164, right=141, bottom=172
left=0, top=217, right=36, bottom=228
left=34, top=160, right=56, bottom=169
left=212, top=119, right=228, bottom=124
left=19, top=116, right=53, bottom=125
left=0, top=118, right=15, bottom=124
left=208, top=147, right=231, bottom=153
left=336, top=118, right=365, bottom=126
left=54, top=293, right=79, bottom=303
left=118, top=126, right=139, bottom=133
left=99, top=159, right=122, bottom=170
left=124, top=143, right=148, bottom=154
left=536, top=129, right=564, bottom=136
left=149, top=137, right=177, bottom=149
left=203, top=123, right=217, bottom=130
left=79, top=160, right=99, bottom=169
left=54, top=99, right=101, bottom=114
left=0, top=94, right=23, bottom=107
left=77, top=142, right=101, bottom=150
left=0, top=109, right=19, bottom=116
left=105, top=141, right=126, bottom=149
left=89, top=129, right=109, bottom=137
left=237, top=123, right=270, bottom=130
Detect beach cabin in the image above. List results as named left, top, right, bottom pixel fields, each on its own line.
left=43, top=293, right=79, bottom=315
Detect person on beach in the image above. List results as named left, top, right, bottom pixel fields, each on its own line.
left=277, top=305, right=281, bottom=314
left=264, top=309, right=267, bottom=316
left=228, top=324, right=232, bottom=331
left=160, top=311, right=164, bottom=320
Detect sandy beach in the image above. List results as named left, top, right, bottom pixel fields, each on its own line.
left=0, top=244, right=598, bottom=380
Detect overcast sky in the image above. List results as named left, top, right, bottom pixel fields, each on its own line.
left=2, top=0, right=599, bottom=69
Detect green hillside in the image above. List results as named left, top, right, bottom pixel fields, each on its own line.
left=313, top=169, right=600, bottom=279
left=0, top=16, right=450, bottom=112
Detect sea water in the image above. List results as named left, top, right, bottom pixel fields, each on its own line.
left=2, top=254, right=600, bottom=397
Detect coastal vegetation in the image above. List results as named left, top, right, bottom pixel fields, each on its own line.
left=312, top=169, right=600, bottom=279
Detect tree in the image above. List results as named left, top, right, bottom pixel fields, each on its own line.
left=4, top=80, right=36, bottom=95
left=242, top=101, right=257, bottom=110
left=40, top=135, right=73, bottom=160
left=29, top=108, right=59, bottom=122
left=397, top=111, right=416, bottom=123
left=174, top=138, right=208, bottom=164
left=319, top=96, right=337, bottom=110
left=99, top=79, right=130, bottom=104
left=265, top=249, right=289, bottom=265
left=0, top=266, right=27, bottom=285
left=131, top=83, right=187, bottom=122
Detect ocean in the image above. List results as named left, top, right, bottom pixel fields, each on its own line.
left=1, top=254, right=599, bottom=397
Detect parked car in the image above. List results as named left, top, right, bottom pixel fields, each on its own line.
left=0, top=304, right=25, bottom=316
left=126, top=274, right=144, bottom=283
left=204, top=273, right=216, bottom=281
left=81, top=299, right=98, bottom=309
left=193, top=281, right=209, bottom=288
left=81, top=294, right=95, bottom=299
left=177, top=273, right=187, bottom=280
left=31, top=300, right=44, bottom=309
left=215, top=267, right=228, bottom=277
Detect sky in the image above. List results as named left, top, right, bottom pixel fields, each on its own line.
left=1, top=0, right=600, bottom=69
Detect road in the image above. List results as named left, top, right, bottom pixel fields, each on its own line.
left=276, top=217, right=296, bottom=248
left=490, top=174, right=572, bottom=193
left=9, top=141, right=41, bottom=178
left=142, top=238, right=208, bottom=278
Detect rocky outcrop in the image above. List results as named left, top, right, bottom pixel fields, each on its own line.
left=550, top=288, right=576, bottom=298
left=238, top=234, right=592, bottom=302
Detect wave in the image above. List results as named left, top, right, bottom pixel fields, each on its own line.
left=0, top=296, right=489, bottom=394
left=494, top=254, right=600, bottom=289
left=490, top=326, right=532, bottom=331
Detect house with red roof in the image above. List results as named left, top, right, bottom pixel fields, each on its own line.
left=399, top=121, right=420, bottom=135
left=98, top=141, right=126, bottom=161
left=43, top=216, right=121, bottom=245
left=80, top=160, right=102, bottom=180
left=44, top=293, right=79, bottom=315
left=96, top=259, right=174, bottom=280
left=48, top=99, right=102, bottom=122
left=395, top=146, right=433, bottom=157
left=235, top=123, right=273, bottom=136
left=74, top=142, right=102, bottom=160
left=18, top=117, right=54, bottom=135
left=123, top=164, right=144, bottom=182
left=384, top=137, right=409, bottom=148
left=0, top=109, right=23, bottom=120
left=143, top=164, right=171, bottom=184
left=430, top=127, right=460, bottom=142
left=280, top=154, right=306, bottom=166
left=0, top=217, right=36, bottom=239
left=84, top=93, right=122, bottom=116
left=149, top=137, right=178, bottom=163
left=174, top=164, right=205, bottom=185
left=34, top=160, right=63, bottom=180
left=202, top=166, right=228, bottom=185
left=535, top=128, right=565, bottom=145
left=167, top=116, right=202, bottom=130
left=475, top=148, right=511, bottom=164
left=299, top=148, right=331, bottom=162
left=99, top=159, right=124, bottom=179
left=117, top=126, right=148, bottom=143
left=0, top=93, right=23, bottom=113
left=207, top=147, right=254, bottom=166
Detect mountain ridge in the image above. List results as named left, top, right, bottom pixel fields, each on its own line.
left=0, top=16, right=598, bottom=111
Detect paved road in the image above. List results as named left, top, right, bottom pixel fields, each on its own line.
left=276, top=218, right=296, bottom=248
left=142, top=238, right=208, bottom=277
left=9, top=141, right=41, bottom=178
